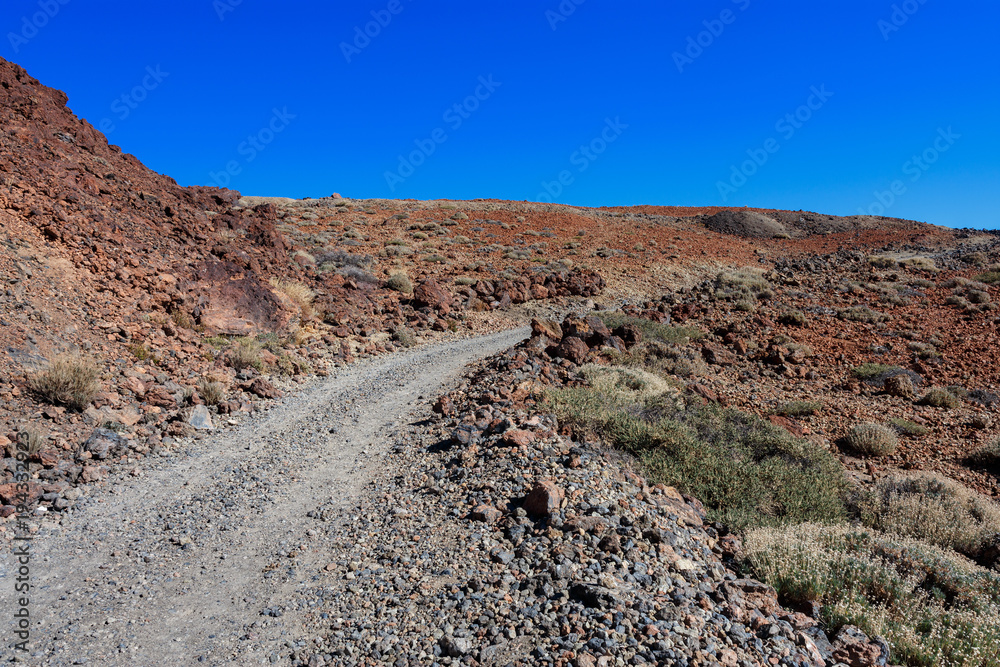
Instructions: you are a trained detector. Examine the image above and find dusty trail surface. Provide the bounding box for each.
[20,328,528,665]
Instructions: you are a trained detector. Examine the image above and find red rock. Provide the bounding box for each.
[687,383,719,403]
[564,516,608,534]
[530,318,562,340]
[81,465,107,482]
[123,376,146,396]
[701,344,736,366]
[768,414,806,437]
[501,429,535,447]
[432,395,454,416]
[553,337,590,364]
[413,279,452,311]
[0,482,42,506]
[246,378,282,399]
[144,385,177,409]
[523,480,564,516]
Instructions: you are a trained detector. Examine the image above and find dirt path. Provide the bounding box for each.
[12,328,527,665]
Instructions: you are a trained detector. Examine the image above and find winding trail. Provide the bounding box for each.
[11,328,527,665]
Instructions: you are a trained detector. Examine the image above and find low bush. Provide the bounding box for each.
[392,326,417,348]
[269,277,316,320]
[547,380,846,532]
[968,438,1000,469]
[198,377,226,406]
[28,353,101,411]
[385,272,413,294]
[889,417,929,437]
[227,339,262,371]
[595,313,704,345]
[775,401,822,417]
[851,363,901,381]
[779,310,807,326]
[918,387,962,408]
[845,423,898,456]
[837,305,890,323]
[742,523,1000,667]
[858,472,1000,560]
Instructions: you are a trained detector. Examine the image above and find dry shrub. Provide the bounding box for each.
[743,522,1000,667]
[18,425,47,456]
[845,423,898,456]
[858,472,1000,559]
[198,377,226,406]
[578,364,673,400]
[227,339,262,371]
[28,353,101,411]
[269,277,316,320]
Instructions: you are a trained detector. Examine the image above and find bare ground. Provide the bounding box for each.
[12,328,528,665]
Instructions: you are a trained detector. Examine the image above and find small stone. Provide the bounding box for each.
[523,480,564,516]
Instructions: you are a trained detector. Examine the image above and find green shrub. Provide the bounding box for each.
[454,276,477,286]
[595,312,704,345]
[975,271,1000,285]
[385,272,413,294]
[779,310,807,326]
[547,384,846,532]
[775,401,822,417]
[838,305,890,323]
[919,387,962,408]
[890,417,929,437]
[743,523,1000,667]
[28,353,101,412]
[845,423,898,456]
[969,438,1000,469]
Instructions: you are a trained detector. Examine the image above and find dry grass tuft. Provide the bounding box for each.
[269,277,316,320]
[28,353,101,411]
[197,377,226,406]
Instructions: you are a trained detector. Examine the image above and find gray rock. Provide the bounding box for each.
[188,405,214,430]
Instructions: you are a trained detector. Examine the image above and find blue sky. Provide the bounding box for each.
[5,1,999,229]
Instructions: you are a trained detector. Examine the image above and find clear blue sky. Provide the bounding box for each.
[5,1,999,229]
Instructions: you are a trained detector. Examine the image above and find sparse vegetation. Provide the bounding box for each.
[547,369,846,532]
[837,305,890,323]
[595,312,703,345]
[743,523,1000,667]
[969,437,1000,469]
[392,326,417,348]
[28,353,101,411]
[268,277,316,320]
[845,422,898,457]
[851,363,901,381]
[778,310,806,326]
[226,339,262,371]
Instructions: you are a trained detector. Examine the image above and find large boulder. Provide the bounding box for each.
[413,279,453,312]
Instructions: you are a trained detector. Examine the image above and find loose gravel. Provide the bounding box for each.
[16,328,528,665]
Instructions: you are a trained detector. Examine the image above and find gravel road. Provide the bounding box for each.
[13,328,528,665]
